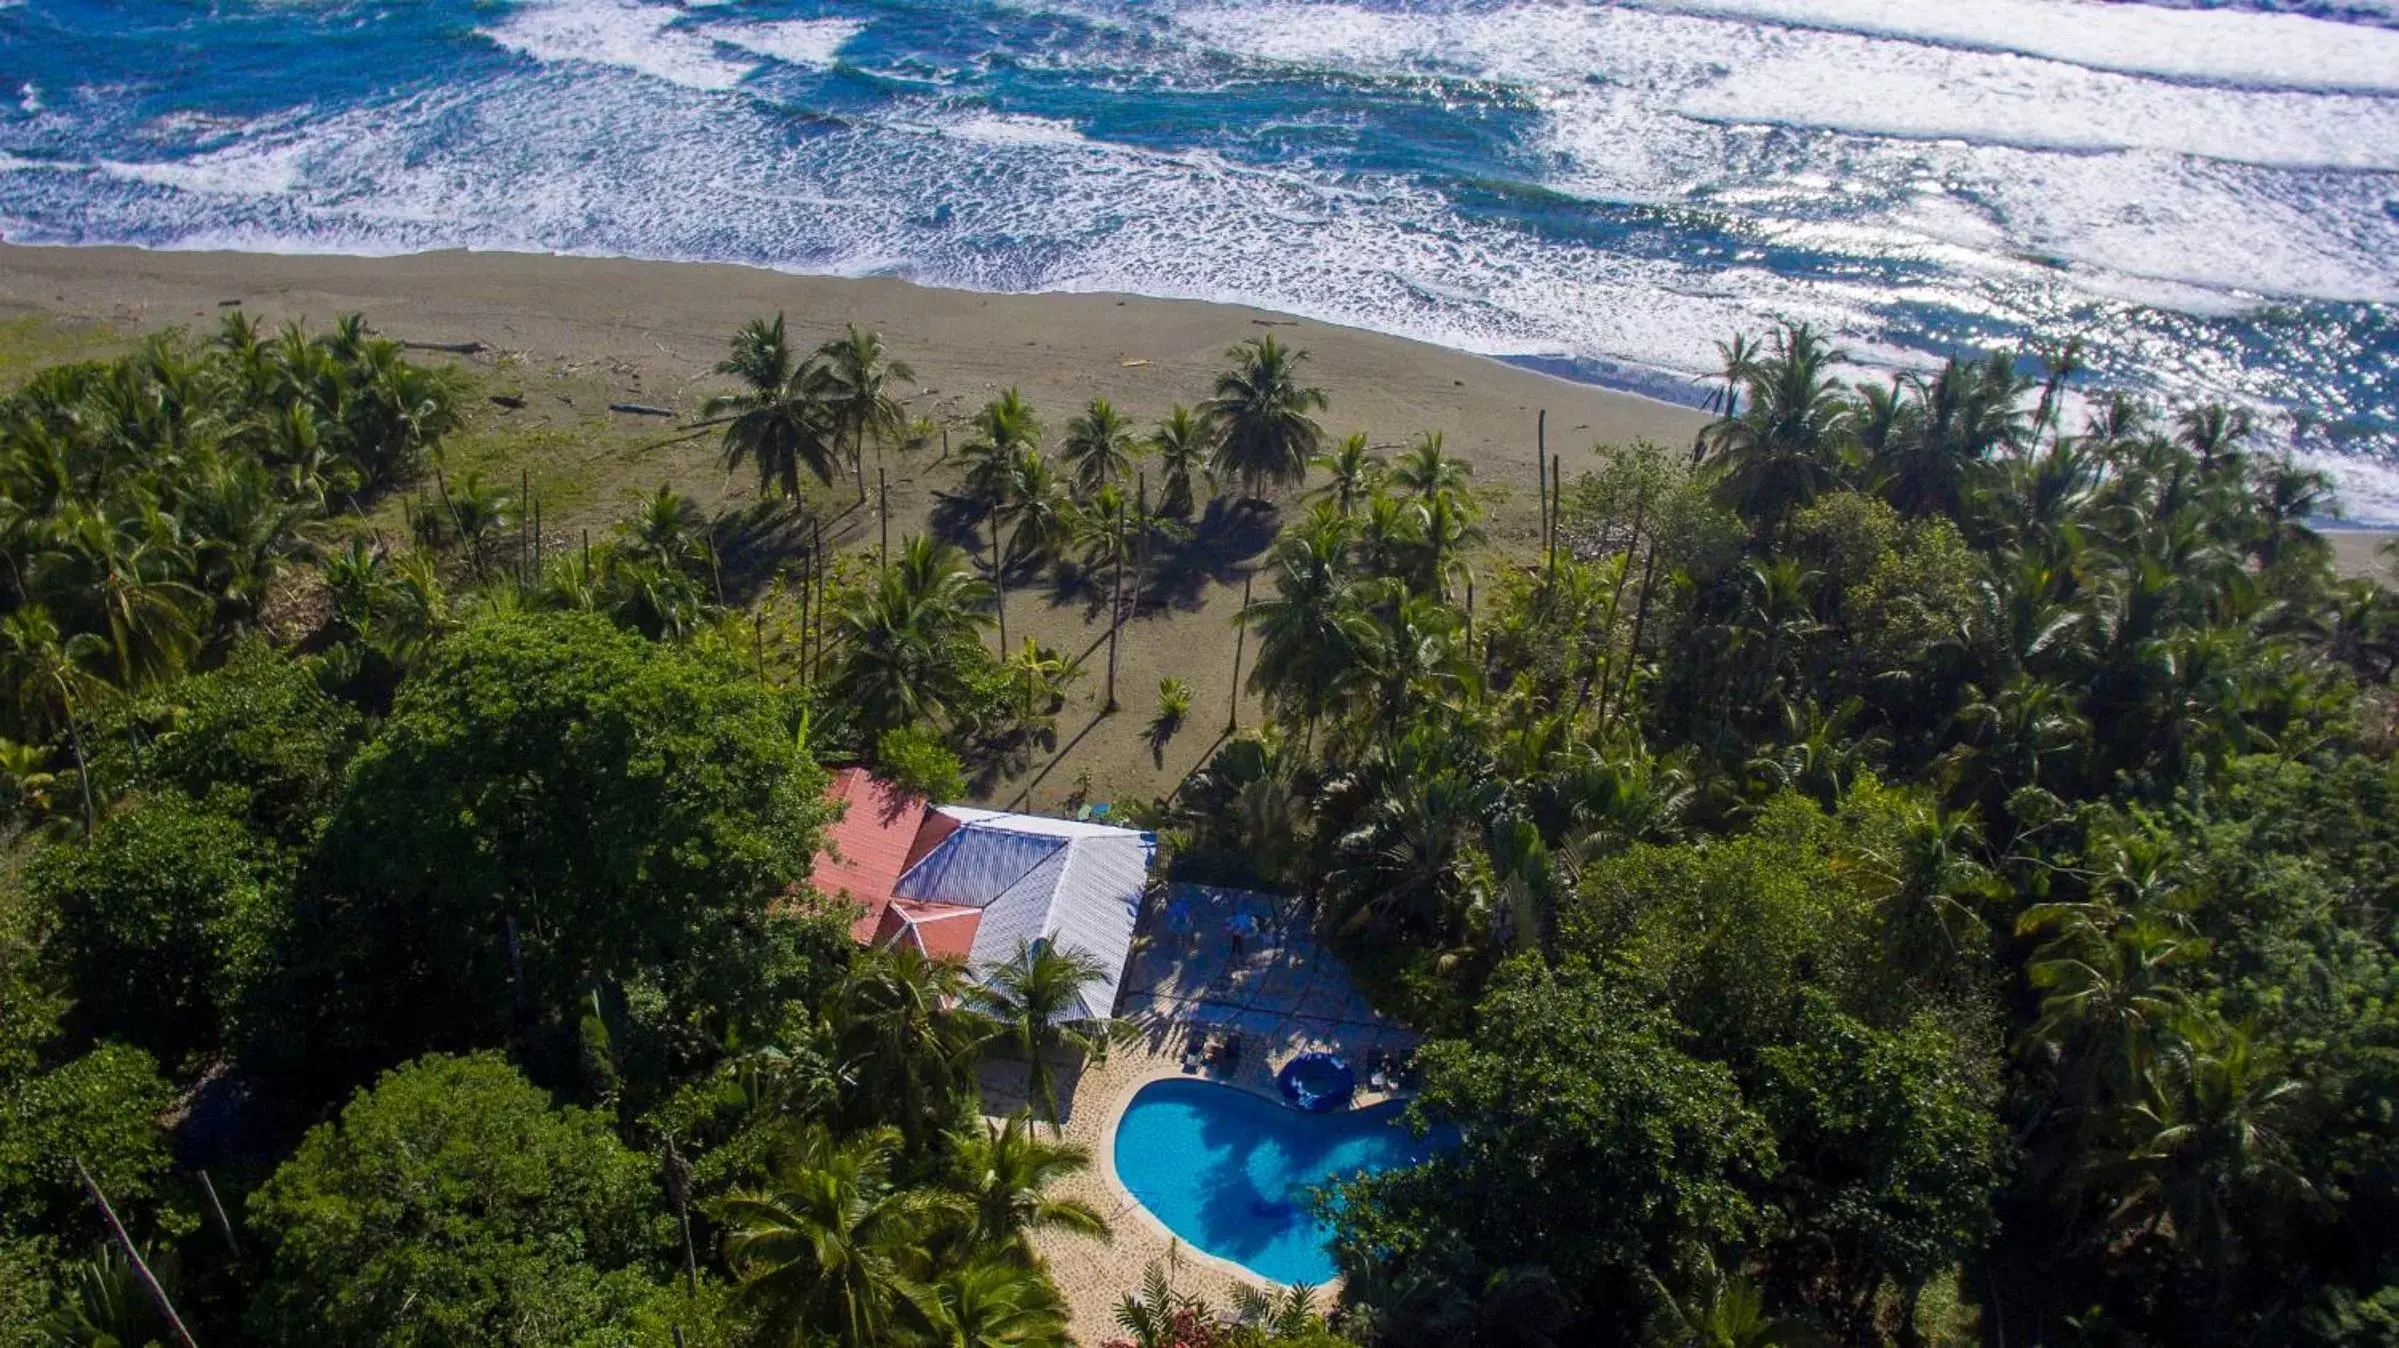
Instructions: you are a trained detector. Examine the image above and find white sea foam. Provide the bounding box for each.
[481,0,754,92]
[98,138,311,196]
[705,18,862,69]
[1632,0,2399,95]
[18,84,39,114]
[10,0,2393,518]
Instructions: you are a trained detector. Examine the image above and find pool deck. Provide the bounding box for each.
[1001,883,1418,1345]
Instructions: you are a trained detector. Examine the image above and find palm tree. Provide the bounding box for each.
[32,505,203,687]
[1389,431,1471,502]
[615,483,708,575]
[1150,405,1214,519]
[1061,399,1141,499]
[961,390,1043,513]
[1111,1262,1214,1348]
[0,606,104,835]
[2099,1017,2317,1286]
[1699,322,1857,539]
[1202,334,1329,500]
[184,454,314,630]
[996,452,1073,579]
[818,324,918,499]
[970,939,1141,1123]
[945,1112,1110,1257]
[720,1124,965,1347]
[1645,1263,1822,1348]
[1243,516,1377,728]
[829,943,995,1150]
[905,1259,1071,1348]
[442,471,515,579]
[1871,353,2024,520]
[830,537,997,736]
[706,314,844,500]
[1308,432,1384,516]
[2247,453,2336,570]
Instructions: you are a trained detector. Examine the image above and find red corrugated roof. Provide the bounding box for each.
[884,899,983,962]
[813,768,933,943]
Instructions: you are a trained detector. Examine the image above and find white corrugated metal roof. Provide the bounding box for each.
[893,809,1156,1022]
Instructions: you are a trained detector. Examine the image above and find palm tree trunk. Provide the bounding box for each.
[992,522,1008,657]
[75,1160,197,1348]
[1105,515,1124,714]
[60,678,93,839]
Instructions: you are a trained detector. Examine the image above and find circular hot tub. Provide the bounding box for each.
[1277,1052,1356,1112]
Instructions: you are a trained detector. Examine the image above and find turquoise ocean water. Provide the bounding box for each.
[2,0,2396,517]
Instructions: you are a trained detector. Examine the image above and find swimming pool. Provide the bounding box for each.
[1111,1077,1445,1285]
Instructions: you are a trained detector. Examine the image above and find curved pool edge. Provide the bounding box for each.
[1096,1064,1313,1293]
[1105,1074,1431,1289]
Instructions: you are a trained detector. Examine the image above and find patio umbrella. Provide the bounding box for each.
[1226,911,1259,937]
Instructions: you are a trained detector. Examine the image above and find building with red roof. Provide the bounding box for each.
[808,770,1157,1022]
[814,767,934,944]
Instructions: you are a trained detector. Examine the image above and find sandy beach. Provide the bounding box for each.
[0,242,1708,812]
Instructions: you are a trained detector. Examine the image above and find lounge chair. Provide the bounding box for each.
[1182,1028,1209,1072]
[1216,1032,1245,1073]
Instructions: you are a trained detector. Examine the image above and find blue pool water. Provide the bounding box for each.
[1113,1077,1443,1285]
[1,0,2396,516]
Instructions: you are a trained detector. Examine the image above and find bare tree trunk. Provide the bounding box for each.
[198,1169,241,1261]
[992,522,1008,657]
[75,1159,198,1348]
[1227,569,1252,734]
[1105,509,1125,713]
[62,682,94,840]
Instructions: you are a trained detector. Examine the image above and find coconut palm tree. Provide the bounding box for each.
[2246,453,2336,571]
[2099,1017,2317,1284]
[720,1124,965,1347]
[1389,431,1471,502]
[1699,322,1857,540]
[31,504,203,687]
[1244,515,1378,727]
[1307,432,1384,516]
[0,606,104,835]
[905,1259,1071,1348]
[184,454,315,629]
[996,452,1073,579]
[830,943,996,1150]
[945,1112,1110,1258]
[1150,405,1214,519]
[614,483,709,575]
[961,390,1043,514]
[1202,335,1329,500]
[441,471,515,579]
[707,314,844,500]
[818,324,918,499]
[1061,398,1141,499]
[970,940,1140,1124]
[830,536,996,736]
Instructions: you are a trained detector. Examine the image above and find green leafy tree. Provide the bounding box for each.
[1338,959,1775,1339]
[247,1052,670,1347]
[286,612,838,1099]
[26,792,272,1071]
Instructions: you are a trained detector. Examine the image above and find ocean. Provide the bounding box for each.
[3,0,2396,520]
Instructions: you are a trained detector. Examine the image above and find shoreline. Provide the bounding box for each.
[0,239,1708,442]
[0,242,2387,576]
